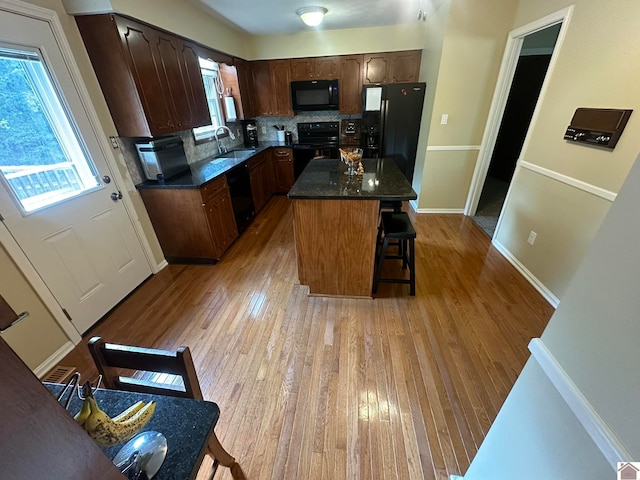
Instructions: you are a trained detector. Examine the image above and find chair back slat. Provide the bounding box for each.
[88,337,204,400]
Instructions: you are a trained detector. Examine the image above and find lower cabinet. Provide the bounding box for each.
[273,147,294,193]
[139,176,238,262]
[248,149,277,212]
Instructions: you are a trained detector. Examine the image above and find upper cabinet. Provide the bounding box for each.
[363,50,422,84]
[389,50,422,83]
[251,60,293,117]
[75,14,210,137]
[339,55,364,115]
[290,56,340,80]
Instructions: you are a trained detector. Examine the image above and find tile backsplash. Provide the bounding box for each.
[255,111,361,143]
[118,112,360,185]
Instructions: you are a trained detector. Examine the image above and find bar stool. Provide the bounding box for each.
[373,212,416,296]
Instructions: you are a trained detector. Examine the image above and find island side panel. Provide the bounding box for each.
[292,199,379,297]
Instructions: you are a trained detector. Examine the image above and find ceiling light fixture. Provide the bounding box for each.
[297,6,328,27]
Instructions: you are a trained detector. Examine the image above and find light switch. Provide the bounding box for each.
[440,114,448,125]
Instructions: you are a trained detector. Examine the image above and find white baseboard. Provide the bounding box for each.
[529,338,632,469]
[492,239,559,308]
[155,259,169,273]
[414,208,464,214]
[34,340,76,379]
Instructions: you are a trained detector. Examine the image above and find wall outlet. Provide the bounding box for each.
[440,114,448,125]
[261,126,267,134]
[109,136,119,149]
[527,230,537,245]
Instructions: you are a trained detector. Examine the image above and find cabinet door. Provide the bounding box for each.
[251,60,273,116]
[339,54,364,115]
[140,188,216,261]
[155,32,197,131]
[270,60,293,116]
[363,52,389,84]
[115,16,175,135]
[315,56,340,79]
[290,58,314,80]
[389,50,422,83]
[204,185,238,258]
[179,40,211,127]
[231,58,255,119]
[273,148,294,193]
[249,162,266,213]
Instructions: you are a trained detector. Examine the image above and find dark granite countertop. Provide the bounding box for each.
[136,141,291,190]
[45,383,218,480]
[287,158,417,201]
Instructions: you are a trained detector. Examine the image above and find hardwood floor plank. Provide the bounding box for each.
[53,196,554,479]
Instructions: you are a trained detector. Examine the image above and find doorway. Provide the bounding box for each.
[465,8,573,238]
[0,7,152,335]
[472,24,561,237]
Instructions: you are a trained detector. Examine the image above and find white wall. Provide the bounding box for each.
[464,153,640,478]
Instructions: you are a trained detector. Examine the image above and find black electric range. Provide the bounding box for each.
[292,122,340,179]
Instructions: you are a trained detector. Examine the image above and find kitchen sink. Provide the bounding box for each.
[215,149,259,160]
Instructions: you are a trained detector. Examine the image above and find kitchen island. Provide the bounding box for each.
[288,158,417,297]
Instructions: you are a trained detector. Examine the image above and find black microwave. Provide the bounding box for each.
[290,79,339,113]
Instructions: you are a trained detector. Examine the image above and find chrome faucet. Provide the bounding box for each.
[214,126,236,155]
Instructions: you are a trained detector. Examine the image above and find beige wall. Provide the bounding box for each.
[495,0,640,299]
[412,1,450,198]
[249,23,426,60]
[0,246,68,371]
[109,0,251,59]
[417,0,518,209]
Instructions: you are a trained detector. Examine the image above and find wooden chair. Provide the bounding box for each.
[87,336,244,480]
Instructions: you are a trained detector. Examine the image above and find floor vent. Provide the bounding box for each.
[42,365,76,384]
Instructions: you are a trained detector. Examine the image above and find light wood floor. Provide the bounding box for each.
[57,195,554,479]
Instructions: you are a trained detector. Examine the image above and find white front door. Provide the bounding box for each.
[0,8,151,334]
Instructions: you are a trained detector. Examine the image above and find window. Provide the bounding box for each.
[192,57,226,143]
[0,46,99,213]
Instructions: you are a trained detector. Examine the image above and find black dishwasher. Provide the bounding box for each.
[226,163,255,234]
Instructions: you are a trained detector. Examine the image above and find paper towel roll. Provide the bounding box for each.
[223,96,237,122]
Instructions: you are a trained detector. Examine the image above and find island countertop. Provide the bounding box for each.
[287,158,417,201]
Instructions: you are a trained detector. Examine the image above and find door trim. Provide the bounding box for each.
[463,6,574,221]
[0,0,157,343]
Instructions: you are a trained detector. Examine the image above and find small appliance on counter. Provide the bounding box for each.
[241,119,259,148]
[340,119,361,147]
[135,135,189,182]
[285,131,293,145]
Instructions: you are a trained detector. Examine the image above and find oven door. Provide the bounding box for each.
[292,144,339,179]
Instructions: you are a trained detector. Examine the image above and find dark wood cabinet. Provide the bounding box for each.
[290,56,340,80]
[232,58,256,119]
[250,60,292,117]
[251,60,274,116]
[363,52,390,84]
[339,54,364,114]
[75,14,209,137]
[273,147,294,193]
[248,151,272,213]
[389,50,422,83]
[202,178,238,257]
[363,50,422,85]
[139,176,237,262]
[270,60,293,116]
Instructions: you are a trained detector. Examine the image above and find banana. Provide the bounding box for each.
[74,397,92,427]
[111,400,146,423]
[83,397,156,447]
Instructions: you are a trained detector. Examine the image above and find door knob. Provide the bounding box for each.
[110,191,123,201]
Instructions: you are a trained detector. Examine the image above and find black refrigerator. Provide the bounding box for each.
[361,83,426,183]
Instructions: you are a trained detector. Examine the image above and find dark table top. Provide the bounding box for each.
[45,383,219,480]
[136,141,289,190]
[287,158,417,201]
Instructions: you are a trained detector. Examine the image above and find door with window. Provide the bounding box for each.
[0,9,151,334]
